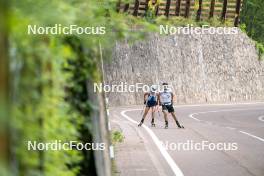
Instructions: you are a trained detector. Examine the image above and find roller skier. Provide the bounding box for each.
[138,85,158,127]
[158,82,184,129]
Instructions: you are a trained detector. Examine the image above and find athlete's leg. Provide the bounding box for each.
[162,108,169,128]
[171,112,183,128]
[163,110,168,121]
[151,107,155,126]
[138,107,150,126]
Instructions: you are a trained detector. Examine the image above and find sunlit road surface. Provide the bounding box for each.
[110,102,264,176]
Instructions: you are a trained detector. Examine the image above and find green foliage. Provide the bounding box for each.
[239,23,247,33]
[62,36,99,175]
[256,42,264,60]
[8,0,156,175]
[145,0,161,23]
[10,32,82,175]
[240,0,264,43]
[111,131,124,144]
[240,0,264,59]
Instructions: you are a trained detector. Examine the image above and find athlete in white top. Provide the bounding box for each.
[158,82,184,129]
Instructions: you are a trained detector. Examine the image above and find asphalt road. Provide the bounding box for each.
[110,102,264,176]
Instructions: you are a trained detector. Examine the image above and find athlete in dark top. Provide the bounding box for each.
[138,85,158,127]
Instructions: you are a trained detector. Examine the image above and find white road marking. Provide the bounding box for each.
[189,113,201,121]
[173,102,264,108]
[225,127,236,130]
[188,108,264,142]
[239,131,264,142]
[189,108,264,122]
[258,115,264,122]
[135,169,148,171]
[119,102,264,110]
[121,109,184,176]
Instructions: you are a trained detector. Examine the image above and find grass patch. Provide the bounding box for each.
[256,42,264,61]
[111,159,120,176]
[111,130,124,144]
[110,131,124,175]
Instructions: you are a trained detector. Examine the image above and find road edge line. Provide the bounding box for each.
[121,109,184,176]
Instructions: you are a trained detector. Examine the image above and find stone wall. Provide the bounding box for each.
[104,30,264,106]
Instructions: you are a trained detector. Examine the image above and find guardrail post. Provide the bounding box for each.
[185,0,191,18]
[155,0,160,16]
[221,0,228,21]
[133,0,140,16]
[124,3,130,12]
[116,0,121,12]
[105,97,114,159]
[175,0,181,16]
[234,0,242,26]
[146,0,149,13]
[196,0,203,21]
[209,0,215,18]
[165,0,171,18]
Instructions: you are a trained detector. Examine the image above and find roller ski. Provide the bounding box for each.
[151,118,155,127]
[164,121,168,129]
[176,120,184,129]
[138,119,144,127]
[178,125,184,129]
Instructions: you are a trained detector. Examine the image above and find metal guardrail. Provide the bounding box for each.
[117,0,242,26]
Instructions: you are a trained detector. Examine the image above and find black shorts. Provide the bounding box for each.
[162,104,174,113]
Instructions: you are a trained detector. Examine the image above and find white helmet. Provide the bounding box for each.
[150,85,157,92]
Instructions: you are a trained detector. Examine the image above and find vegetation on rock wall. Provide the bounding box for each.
[240,0,264,59]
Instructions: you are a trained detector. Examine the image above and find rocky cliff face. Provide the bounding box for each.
[104,30,264,106]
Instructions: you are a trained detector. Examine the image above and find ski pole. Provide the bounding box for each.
[155,105,161,118]
[141,104,145,115]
